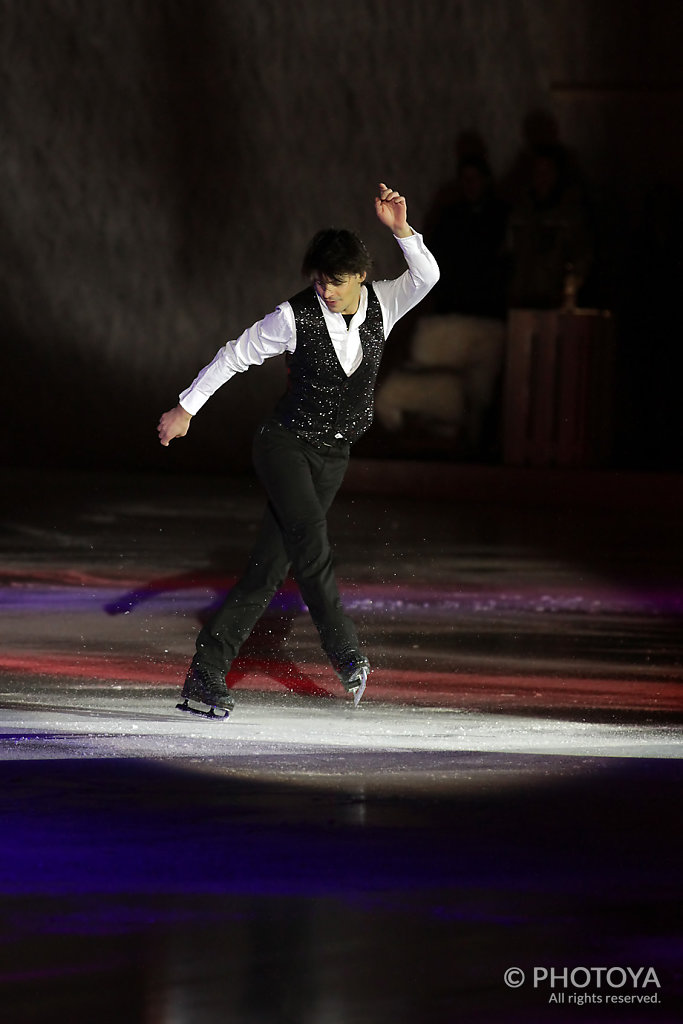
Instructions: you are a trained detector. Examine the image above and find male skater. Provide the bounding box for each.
[158,183,439,716]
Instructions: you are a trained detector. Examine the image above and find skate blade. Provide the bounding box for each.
[176,698,230,721]
[350,671,368,708]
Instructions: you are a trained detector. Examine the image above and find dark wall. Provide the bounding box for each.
[2,0,682,472]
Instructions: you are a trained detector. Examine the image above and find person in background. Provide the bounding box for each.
[506,143,593,310]
[427,154,508,320]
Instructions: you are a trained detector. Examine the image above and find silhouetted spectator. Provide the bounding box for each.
[506,144,593,310]
[426,155,508,319]
[375,157,508,459]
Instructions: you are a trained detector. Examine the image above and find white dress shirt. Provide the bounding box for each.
[179,229,439,416]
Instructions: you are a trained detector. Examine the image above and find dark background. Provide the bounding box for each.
[2,0,682,474]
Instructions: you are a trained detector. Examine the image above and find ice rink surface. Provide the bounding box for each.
[1,465,682,1022]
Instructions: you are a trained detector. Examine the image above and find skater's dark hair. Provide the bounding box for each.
[301,228,373,282]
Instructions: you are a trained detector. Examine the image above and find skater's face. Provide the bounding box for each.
[311,271,366,316]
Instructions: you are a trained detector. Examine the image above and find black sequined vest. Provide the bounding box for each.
[273,284,385,445]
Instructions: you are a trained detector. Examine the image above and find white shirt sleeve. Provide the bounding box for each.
[372,230,440,338]
[179,301,297,415]
[178,230,439,415]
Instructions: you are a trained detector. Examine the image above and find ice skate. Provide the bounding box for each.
[334,653,370,708]
[176,656,234,721]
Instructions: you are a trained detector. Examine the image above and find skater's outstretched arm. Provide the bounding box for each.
[374,182,412,238]
[157,304,297,441]
[157,403,192,446]
[370,183,439,334]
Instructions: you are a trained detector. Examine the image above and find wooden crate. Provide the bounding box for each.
[503,309,615,467]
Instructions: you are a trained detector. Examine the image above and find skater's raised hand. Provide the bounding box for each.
[158,404,192,446]
[375,182,412,238]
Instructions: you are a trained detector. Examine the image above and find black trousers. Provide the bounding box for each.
[195,419,361,671]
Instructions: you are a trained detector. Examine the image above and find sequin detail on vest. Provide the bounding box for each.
[273,284,385,445]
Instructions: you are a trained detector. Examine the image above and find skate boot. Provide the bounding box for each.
[333,652,370,708]
[176,656,234,720]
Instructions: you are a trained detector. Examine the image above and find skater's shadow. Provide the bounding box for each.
[105,571,335,699]
[104,567,237,618]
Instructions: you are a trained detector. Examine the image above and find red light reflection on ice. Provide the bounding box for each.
[1,650,680,712]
